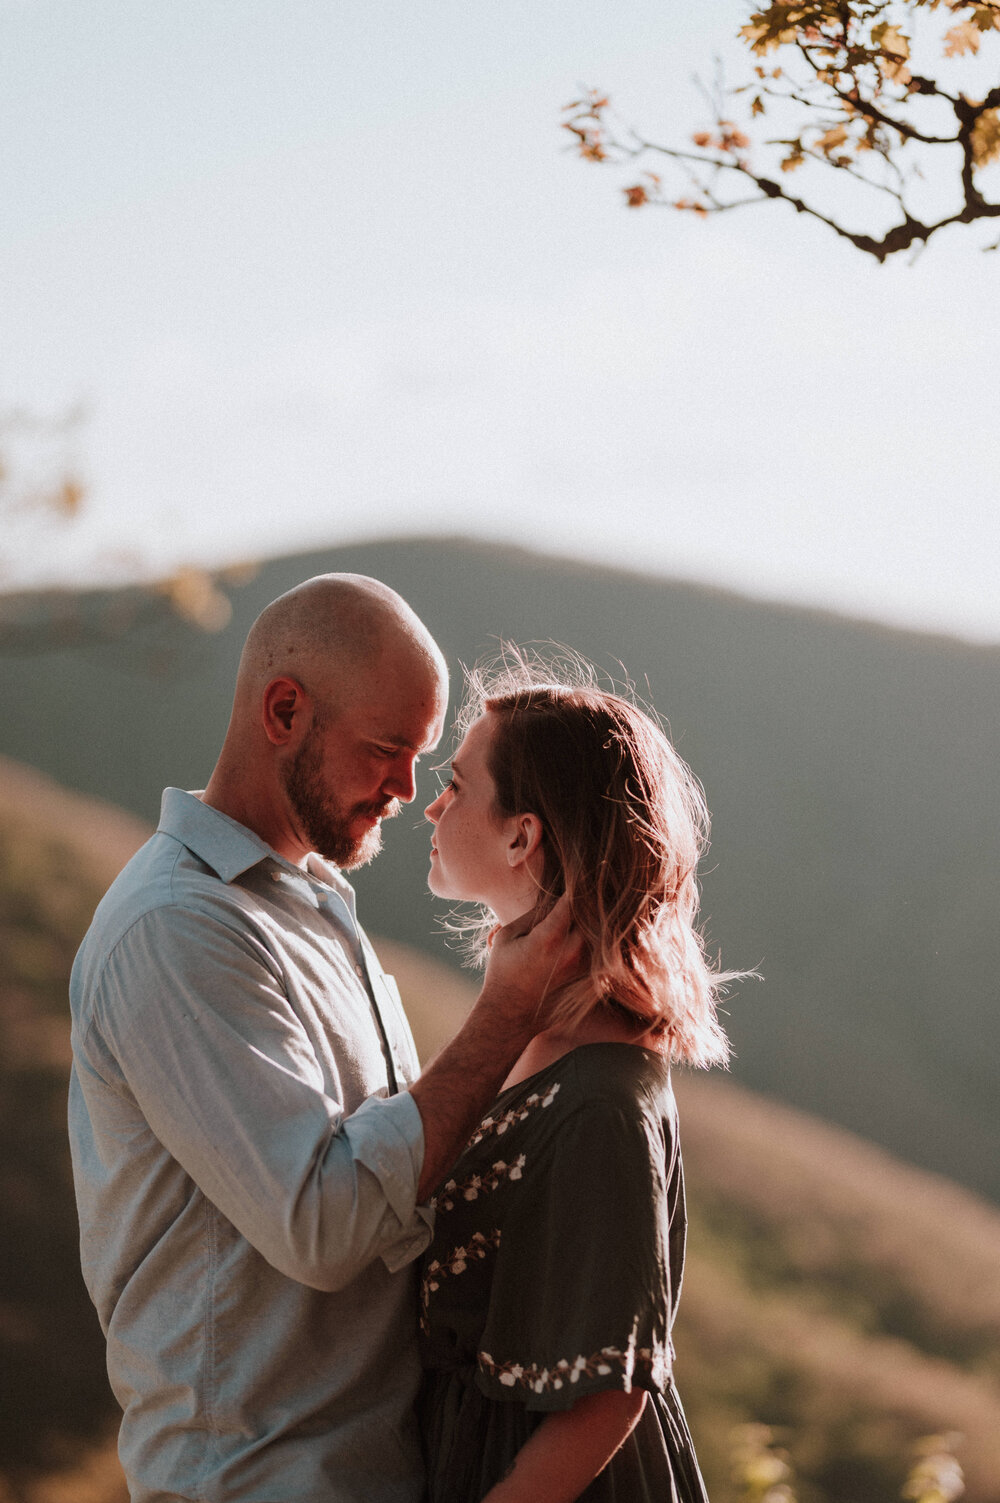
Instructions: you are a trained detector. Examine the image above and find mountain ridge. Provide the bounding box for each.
[1,534,996,1207]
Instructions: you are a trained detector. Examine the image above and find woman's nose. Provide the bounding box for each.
[424,793,442,823]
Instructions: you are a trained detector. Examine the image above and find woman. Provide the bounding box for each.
[417,657,736,1503]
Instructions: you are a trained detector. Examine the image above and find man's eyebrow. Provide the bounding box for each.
[373,732,419,751]
[373,729,446,756]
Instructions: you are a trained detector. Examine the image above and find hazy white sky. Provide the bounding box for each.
[2,0,998,640]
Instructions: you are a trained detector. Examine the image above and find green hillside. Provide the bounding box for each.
[1,538,997,1206]
[2,763,999,1502]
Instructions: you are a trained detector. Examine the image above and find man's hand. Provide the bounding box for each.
[410,897,586,1202]
[480,896,587,1027]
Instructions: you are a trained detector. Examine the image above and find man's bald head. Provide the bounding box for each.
[236,573,446,720]
[205,574,448,868]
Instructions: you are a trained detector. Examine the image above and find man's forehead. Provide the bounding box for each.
[362,693,446,752]
[336,653,447,744]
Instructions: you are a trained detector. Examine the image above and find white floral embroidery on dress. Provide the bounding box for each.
[419,1228,502,1332]
[467,1083,561,1148]
[430,1154,527,1213]
[478,1344,661,1394]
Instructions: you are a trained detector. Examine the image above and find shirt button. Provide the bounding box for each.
[270,870,281,881]
[355,964,364,977]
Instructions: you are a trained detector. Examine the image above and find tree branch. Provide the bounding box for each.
[796,44,959,143]
[563,0,1000,262]
[625,130,1000,261]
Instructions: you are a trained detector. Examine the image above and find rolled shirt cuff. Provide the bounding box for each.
[346,1090,435,1272]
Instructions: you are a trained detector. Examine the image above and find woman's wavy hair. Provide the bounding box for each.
[449,648,738,1069]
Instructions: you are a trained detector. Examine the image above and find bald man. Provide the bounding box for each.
[69,575,575,1503]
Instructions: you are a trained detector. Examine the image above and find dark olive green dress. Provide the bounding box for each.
[418,1043,709,1502]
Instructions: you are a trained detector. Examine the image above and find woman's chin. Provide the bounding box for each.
[427,870,480,906]
[426,866,456,901]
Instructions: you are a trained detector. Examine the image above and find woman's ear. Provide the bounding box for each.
[507,813,544,871]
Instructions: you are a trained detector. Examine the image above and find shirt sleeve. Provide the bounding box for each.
[87,900,432,1290]
[474,1099,676,1411]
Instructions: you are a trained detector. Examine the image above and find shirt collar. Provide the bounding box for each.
[157,788,273,882]
[305,851,359,914]
[156,788,357,905]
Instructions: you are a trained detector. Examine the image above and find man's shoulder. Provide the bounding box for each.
[75,830,254,980]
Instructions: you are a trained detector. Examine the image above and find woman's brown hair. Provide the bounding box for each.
[451,650,736,1068]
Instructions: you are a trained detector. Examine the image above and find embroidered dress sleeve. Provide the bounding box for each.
[474,1096,676,1413]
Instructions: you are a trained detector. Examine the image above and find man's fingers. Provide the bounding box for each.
[487,894,588,990]
[506,894,570,941]
[547,932,588,990]
[498,910,535,941]
[526,897,587,992]
[530,893,573,943]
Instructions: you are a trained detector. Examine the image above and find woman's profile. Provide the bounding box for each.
[417,653,738,1503]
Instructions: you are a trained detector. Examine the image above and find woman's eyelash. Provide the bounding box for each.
[429,760,459,792]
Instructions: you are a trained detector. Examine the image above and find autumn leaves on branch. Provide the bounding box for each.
[563,0,1000,261]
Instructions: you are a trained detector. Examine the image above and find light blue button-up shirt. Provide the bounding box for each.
[69,789,434,1502]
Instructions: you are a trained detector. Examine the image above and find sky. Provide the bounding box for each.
[1,0,999,642]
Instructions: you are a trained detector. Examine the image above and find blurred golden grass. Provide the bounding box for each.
[675,1072,1000,1346]
[3,1435,127,1503]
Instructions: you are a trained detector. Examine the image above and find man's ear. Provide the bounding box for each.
[507,813,544,870]
[261,677,310,746]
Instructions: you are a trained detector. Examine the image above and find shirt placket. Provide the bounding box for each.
[311,882,402,1096]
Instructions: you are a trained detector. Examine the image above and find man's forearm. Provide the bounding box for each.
[410,897,581,1202]
[410,981,534,1201]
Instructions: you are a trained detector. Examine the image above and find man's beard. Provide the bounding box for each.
[282,732,398,869]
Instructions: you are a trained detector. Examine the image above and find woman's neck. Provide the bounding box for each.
[500,1003,662,1092]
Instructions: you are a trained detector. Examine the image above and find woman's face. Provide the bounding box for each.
[424,713,534,921]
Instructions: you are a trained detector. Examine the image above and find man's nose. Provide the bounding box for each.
[384,756,418,804]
